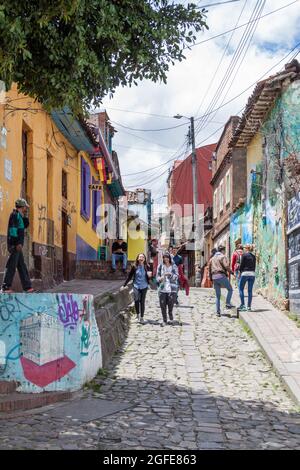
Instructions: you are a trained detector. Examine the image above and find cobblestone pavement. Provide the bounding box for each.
[1,289,300,450]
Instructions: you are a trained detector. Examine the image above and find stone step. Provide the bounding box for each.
[0,381,18,394]
[0,391,72,413]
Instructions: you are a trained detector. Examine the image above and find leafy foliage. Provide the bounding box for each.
[0,1,207,114]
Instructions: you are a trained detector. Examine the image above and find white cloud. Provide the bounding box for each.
[102,0,300,205]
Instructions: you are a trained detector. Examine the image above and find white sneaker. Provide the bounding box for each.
[160,321,167,327]
[168,320,175,325]
[139,317,145,324]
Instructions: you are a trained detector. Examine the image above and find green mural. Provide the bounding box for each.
[230,82,300,308]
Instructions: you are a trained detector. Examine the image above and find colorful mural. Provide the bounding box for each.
[230,81,300,309]
[288,192,300,316]
[230,204,253,254]
[0,293,102,392]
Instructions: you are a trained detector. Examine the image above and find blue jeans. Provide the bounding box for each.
[213,276,233,313]
[112,253,127,269]
[239,275,255,307]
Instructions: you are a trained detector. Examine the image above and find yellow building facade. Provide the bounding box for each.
[0,85,80,288]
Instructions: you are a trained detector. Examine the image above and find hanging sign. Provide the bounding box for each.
[89,183,102,191]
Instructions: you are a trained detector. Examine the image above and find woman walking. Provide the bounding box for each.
[157,253,179,327]
[123,253,152,324]
[238,244,256,311]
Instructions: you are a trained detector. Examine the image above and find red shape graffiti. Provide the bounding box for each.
[20,355,76,387]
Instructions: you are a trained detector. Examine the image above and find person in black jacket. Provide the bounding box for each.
[123,253,152,324]
[1,199,33,293]
[238,244,256,311]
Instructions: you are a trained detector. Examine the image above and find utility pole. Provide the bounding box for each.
[174,113,201,281]
[189,117,201,275]
[189,117,198,238]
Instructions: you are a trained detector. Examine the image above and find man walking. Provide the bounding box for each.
[1,199,33,293]
[209,245,234,317]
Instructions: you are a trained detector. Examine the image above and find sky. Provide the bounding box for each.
[100,0,300,211]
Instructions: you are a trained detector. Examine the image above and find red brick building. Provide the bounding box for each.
[167,144,217,278]
[211,116,246,256]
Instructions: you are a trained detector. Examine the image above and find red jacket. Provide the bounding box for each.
[231,249,243,272]
[178,264,190,296]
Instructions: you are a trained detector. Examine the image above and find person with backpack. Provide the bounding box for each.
[238,244,256,311]
[231,243,244,284]
[1,199,34,293]
[123,253,152,324]
[208,245,234,317]
[157,252,179,327]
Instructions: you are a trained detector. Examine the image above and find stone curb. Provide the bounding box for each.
[219,288,300,406]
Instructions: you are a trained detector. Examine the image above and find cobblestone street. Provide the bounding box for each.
[1,289,300,450]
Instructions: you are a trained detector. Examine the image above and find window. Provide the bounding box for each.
[225,170,231,205]
[62,170,68,199]
[219,180,224,213]
[213,189,218,219]
[81,157,91,220]
[92,182,102,231]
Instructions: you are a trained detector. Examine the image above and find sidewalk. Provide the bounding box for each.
[222,287,300,406]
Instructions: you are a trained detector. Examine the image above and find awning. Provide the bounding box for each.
[51,107,95,152]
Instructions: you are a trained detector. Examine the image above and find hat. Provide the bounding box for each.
[15,198,29,208]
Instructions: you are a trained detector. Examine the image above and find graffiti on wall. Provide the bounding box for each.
[37,204,47,241]
[230,204,253,255]
[0,293,102,392]
[288,193,300,233]
[0,185,9,212]
[288,193,300,315]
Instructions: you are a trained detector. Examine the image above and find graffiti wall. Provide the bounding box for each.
[0,293,102,392]
[288,192,300,316]
[230,204,253,255]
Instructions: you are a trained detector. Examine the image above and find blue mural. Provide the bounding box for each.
[0,293,102,392]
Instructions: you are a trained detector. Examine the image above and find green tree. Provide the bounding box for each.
[0,1,207,114]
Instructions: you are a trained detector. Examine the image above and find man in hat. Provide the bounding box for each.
[208,245,234,316]
[1,198,34,293]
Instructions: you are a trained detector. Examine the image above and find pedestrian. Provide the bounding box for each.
[173,246,184,304]
[149,238,158,276]
[157,253,179,327]
[111,237,128,273]
[201,249,217,288]
[1,199,34,293]
[238,244,256,311]
[231,243,244,285]
[208,245,234,317]
[123,253,152,324]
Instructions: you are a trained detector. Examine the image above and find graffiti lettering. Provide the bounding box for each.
[0,241,8,257]
[0,343,21,376]
[38,245,48,257]
[0,295,45,324]
[38,204,47,241]
[58,294,79,330]
[80,322,91,356]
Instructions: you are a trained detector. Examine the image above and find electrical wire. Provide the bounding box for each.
[194,0,265,138]
[190,1,299,49]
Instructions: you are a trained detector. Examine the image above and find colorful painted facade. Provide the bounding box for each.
[230,61,300,310]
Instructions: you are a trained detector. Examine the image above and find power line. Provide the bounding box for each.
[195,0,266,137]
[193,0,247,118]
[111,119,188,132]
[191,0,299,49]
[194,41,300,145]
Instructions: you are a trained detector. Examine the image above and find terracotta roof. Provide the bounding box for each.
[231,60,300,148]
